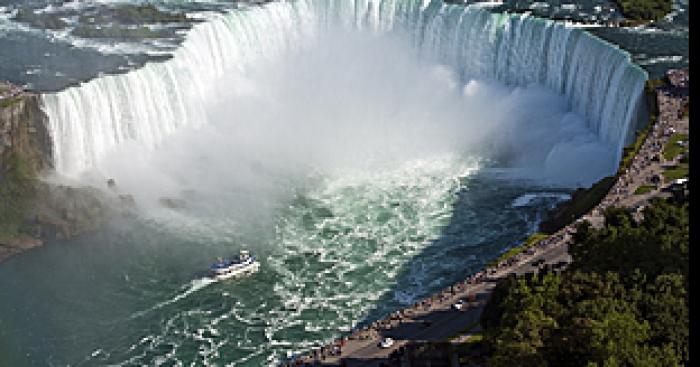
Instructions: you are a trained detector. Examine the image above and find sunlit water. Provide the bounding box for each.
[1,30,578,362]
[0,0,655,365]
[0,0,687,90]
[0,159,567,366]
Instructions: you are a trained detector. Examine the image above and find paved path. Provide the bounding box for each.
[582,83,689,227]
[288,237,573,366]
[285,76,689,367]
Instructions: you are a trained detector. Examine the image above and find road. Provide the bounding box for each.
[287,76,689,367]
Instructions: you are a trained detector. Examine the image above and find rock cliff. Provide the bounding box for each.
[0,82,52,174]
[1,82,123,262]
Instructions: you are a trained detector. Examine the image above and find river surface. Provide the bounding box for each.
[0,0,688,91]
[0,163,567,365]
[0,0,685,365]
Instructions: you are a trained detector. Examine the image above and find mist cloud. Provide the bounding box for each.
[84,26,616,217]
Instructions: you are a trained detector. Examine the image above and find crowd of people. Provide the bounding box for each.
[285,225,574,366]
[284,70,690,367]
[594,77,689,218]
[0,81,23,101]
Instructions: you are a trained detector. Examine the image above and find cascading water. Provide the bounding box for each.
[0,1,654,366]
[41,0,647,177]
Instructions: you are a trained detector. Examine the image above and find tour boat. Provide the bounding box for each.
[209,250,260,280]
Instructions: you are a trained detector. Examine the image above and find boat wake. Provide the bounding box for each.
[128,277,217,320]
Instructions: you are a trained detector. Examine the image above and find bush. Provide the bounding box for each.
[481,199,689,365]
[616,0,673,21]
[0,153,36,236]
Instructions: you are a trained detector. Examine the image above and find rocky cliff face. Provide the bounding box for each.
[1,83,126,263]
[0,84,52,174]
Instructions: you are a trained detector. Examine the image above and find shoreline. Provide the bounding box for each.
[0,68,689,363]
[285,69,689,366]
[1,83,134,263]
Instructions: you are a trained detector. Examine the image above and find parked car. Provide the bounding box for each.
[453,299,465,310]
[379,337,394,349]
[531,259,545,267]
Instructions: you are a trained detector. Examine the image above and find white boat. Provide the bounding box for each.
[209,250,260,280]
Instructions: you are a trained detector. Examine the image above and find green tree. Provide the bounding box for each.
[479,200,688,366]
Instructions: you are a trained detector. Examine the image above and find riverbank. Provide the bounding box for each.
[285,68,689,366]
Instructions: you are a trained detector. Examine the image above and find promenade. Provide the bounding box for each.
[284,73,689,366]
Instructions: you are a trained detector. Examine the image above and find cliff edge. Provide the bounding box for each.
[1,82,120,262]
[0,82,52,174]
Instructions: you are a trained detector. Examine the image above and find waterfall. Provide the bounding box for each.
[41,0,648,177]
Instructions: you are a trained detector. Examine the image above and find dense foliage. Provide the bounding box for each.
[0,153,35,236]
[481,199,689,366]
[616,0,673,21]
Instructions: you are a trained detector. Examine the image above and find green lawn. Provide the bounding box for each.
[634,185,656,195]
[663,133,689,161]
[488,232,549,267]
[663,163,689,181]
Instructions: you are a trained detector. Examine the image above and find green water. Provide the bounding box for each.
[0,155,567,366]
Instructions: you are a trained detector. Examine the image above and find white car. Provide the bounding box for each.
[452,300,465,310]
[379,337,394,348]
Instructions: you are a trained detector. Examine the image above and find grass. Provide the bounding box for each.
[0,96,22,109]
[634,185,656,195]
[446,321,481,342]
[464,333,483,344]
[663,163,689,181]
[618,117,654,176]
[488,232,549,267]
[663,133,689,161]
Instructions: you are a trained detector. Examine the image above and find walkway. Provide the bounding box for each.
[285,75,689,367]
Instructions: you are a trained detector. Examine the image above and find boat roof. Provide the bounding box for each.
[210,252,254,269]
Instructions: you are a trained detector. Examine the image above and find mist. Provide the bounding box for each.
[75,26,616,220]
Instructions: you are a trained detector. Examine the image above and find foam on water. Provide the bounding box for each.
[85,154,490,366]
[40,0,647,177]
[511,192,570,207]
[129,277,218,320]
[0,1,660,366]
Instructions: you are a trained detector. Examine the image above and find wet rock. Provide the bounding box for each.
[159,197,187,209]
[119,194,136,208]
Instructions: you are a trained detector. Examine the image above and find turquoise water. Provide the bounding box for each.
[0,0,656,365]
[0,161,567,365]
[0,0,687,90]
